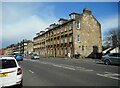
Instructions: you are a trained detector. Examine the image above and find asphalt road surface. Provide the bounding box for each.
[19,58,120,87]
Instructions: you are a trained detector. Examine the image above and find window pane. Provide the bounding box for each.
[2,59,17,69]
[76,22,80,29]
[77,35,80,42]
[70,23,73,30]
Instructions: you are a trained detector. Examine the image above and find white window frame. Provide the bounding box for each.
[54,32,56,34]
[70,23,73,30]
[70,36,72,42]
[71,14,75,19]
[76,22,80,29]
[61,30,63,33]
[77,35,80,42]
[65,26,68,32]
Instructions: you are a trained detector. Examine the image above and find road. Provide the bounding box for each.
[19,58,120,87]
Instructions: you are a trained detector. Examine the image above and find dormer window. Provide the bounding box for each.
[59,18,68,24]
[71,14,75,19]
[59,21,63,24]
[69,12,80,19]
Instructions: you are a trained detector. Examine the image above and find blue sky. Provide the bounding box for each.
[1,2,119,48]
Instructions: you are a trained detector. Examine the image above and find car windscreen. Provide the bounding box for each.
[0,59,17,69]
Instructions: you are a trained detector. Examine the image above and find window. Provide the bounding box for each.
[82,46,84,51]
[70,36,73,42]
[62,38,64,43]
[71,14,75,19]
[54,32,56,34]
[1,59,17,69]
[109,53,120,57]
[65,37,68,43]
[77,35,80,42]
[76,22,80,29]
[61,30,63,33]
[65,26,68,31]
[70,23,73,30]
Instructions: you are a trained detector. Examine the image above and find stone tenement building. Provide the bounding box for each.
[33,8,102,58]
[4,39,33,56]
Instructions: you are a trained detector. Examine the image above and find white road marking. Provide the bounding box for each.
[52,64,75,70]
[104,71,112,74]
[97,73,120,80]
[29,70,34,74]
[39,62,47,64]
[52,64,62,67]
[105,73,120,76]
[62,66,76,70]
[76,66,85,69]
[60,64,74,68]
[26,60,94,72]
[76,66,94,72]
[83,69,94,71]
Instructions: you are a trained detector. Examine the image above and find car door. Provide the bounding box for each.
[1,59,17,87]
[109,53,118,64]
[116,53,120,65]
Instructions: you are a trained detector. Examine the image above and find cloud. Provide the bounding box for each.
[2,2,58,48]
[99,15,118,39]
[3,15,47,38]
[100,15,118,33]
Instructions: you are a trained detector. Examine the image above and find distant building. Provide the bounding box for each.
[5,44,17,55]
[33,8,102,58]
[19,39,33,56]
[4,39,33,56]
[34,31,45,55]
[0,48,5,55]
[27,41,33,55]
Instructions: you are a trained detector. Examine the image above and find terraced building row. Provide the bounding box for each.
[33,8,102,58]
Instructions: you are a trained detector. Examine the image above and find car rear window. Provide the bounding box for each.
[0,59,17,69]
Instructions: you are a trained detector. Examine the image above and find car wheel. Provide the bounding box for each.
[104,60,110,65]
[17,80,23,88]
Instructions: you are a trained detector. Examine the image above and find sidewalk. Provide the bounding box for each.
[40,56,102,63]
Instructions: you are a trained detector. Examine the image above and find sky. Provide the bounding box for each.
[0,2,119,48]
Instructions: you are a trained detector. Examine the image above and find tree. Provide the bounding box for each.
[103,28,120,47]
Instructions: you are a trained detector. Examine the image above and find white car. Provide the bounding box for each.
[0,56,23,88]
[31,54,40,60]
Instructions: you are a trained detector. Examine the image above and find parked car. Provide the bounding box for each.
[0,56,23,88]
[102,53,120,65]
[31,54,40,60]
